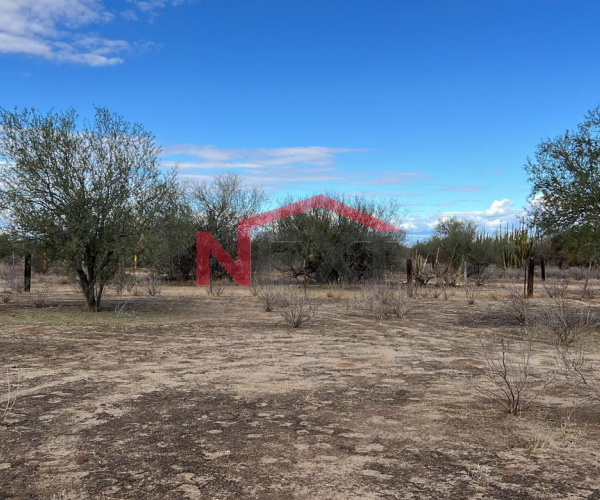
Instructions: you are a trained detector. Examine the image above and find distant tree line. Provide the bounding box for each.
[408,103,600,283]
[0,106,407,310]
[1,103,599,310]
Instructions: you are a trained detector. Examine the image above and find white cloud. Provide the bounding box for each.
[402,198,525,241]
[0,0,185,65]
[0,0,127,65]
[126,0,195,18]
[483,199,514,217]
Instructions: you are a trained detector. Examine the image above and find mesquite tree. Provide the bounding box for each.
[526,104,600,266]
[0,106,177,311]
[526,105,600,231]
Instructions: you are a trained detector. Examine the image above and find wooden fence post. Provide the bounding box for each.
[526,257,535,297]
[24,253,32,293]
[540,257,546,281]
[406,258,413,297]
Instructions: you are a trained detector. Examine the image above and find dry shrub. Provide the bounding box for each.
[544,281,568,298]
[1,367,20,429]
[110,272,136,295]
[114,301,136,318]
[0,263,23,294]
[477,333,555,415]
[538,298,597,347]
[412,284,432,299]
[360,283,411,320]
[502,287,531,326]
[464,284,476,305]
[1,289,14,304]
[141,273,165,296]
[432,285,449,300]
[205,282,226,296]
[258,285,283,312]
[556,345,600,402]
[326,280,344,301]
[33,285,50,308]
[580,283,596,300]
[279,290,318,328]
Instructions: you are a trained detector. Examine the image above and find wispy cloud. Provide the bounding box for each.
[162,145,367,169]
[348,172,430,186]
[439,185,482,192]
[350,191,422,198]
[161,144,429,194]
[0,0,183,65]
[125,0,196,19]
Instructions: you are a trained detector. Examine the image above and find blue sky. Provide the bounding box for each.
[1,0,599,240]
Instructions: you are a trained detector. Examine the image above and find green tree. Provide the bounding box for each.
[526,105,600,236]
[262,193,405,283]
[422,217,499,280]
[140,183,196,280]
[0,106,177,311]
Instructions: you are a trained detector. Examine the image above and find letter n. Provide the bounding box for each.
[196,230,251,286]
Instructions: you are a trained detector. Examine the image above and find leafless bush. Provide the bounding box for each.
[580,282,596,300]
[1,367,20,429]
[279,290,318,328]
[412,283,432,299]
[360,283,412,320]
[501,267,525,281]
[114,301,136,318]
[464,284,476,305]
[110,272,136,295]
[544,281,568,298]
[556,345,600,402]
[258,285,284,312]
[0,263,23,294]
[537,298,597,347]
[141,273,165,296]
[502,287,531,326]
[432,285,449,300]
[33,285,50,308]
[206,282,226,296]
[477,333,555,415]
[326,280,343,301]
[567,267,587,281]
[0,289,14,304]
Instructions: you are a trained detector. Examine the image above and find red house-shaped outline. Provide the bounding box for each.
[196,194,403,286]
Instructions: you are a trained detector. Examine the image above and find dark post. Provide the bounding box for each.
[540,257,546,282]
[24,253,32,293]
[526,257,535,297]
[406,258,413,297]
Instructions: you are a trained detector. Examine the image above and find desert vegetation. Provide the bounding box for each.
[1,104,600,498]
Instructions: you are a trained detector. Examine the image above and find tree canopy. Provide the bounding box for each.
[0,106,177,311]
[526,104,600,234]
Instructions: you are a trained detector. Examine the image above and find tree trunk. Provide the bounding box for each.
[24,253,31,293]
[540,257,546,281]
[526,257,535,298]
[77,265,102,312]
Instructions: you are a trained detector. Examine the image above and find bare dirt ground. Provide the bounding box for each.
[1,277,599,499]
